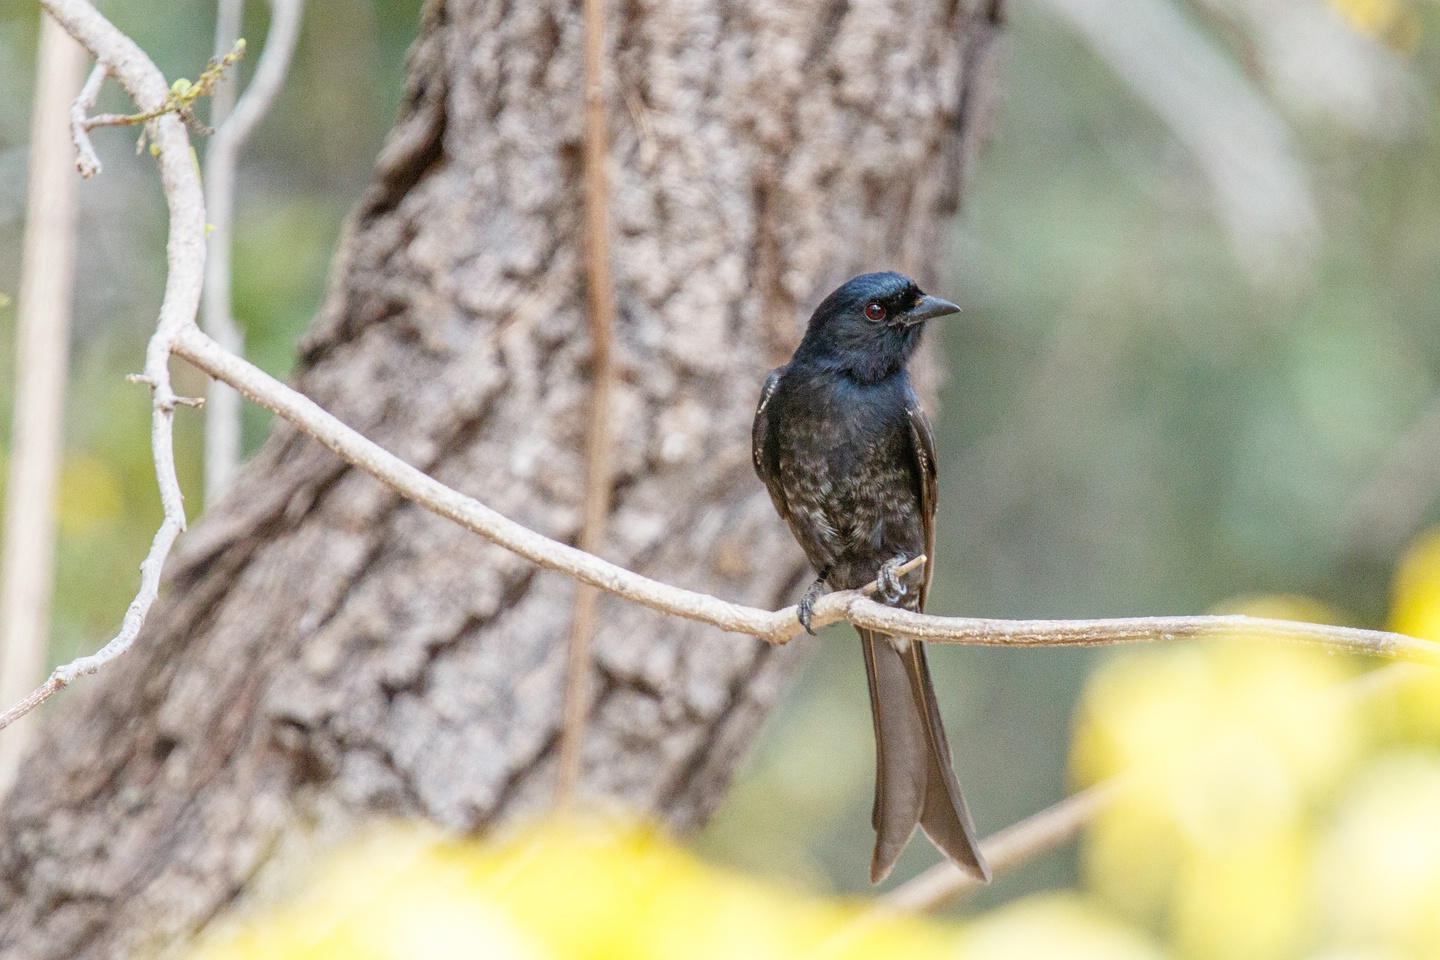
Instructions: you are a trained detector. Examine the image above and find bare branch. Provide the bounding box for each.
[202,0,305,503]
[557,0,619,806]
[81,111,152,130]
[169,325,1440,667]
[213,1,301,149]
[210,0,246,126]
[0,0,206,733]
[69,62,106,178]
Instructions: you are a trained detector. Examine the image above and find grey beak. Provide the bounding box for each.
[903,294,961,326]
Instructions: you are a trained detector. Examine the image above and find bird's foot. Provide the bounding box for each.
[877,555,909,604]
[797,576,828,635]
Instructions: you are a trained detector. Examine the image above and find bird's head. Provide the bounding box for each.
[794,272,960,382]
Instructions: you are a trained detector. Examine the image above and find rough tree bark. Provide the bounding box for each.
[0,0,1003,955]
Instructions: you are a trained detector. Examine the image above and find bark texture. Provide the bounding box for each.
[0,0,1003,955]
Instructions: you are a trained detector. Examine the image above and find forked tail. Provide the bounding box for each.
[860,628,991,884]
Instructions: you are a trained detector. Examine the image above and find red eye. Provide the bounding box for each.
[864,302,886,321]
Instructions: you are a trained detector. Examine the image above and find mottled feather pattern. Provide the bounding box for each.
[751,272,988,884]
[768,370,928,598]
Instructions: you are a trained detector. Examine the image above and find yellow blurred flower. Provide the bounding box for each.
[1071,603,1361,958]
[1375,528,1440,745]
[191,818,958,960]
[194,827,545,960]
[1072,641,1361,815]
[955,892,1169,960]
[1327,0,1422,51]
[1170,827,1309,960]
[1312,752,1440,958]
[1390,528,1440,641]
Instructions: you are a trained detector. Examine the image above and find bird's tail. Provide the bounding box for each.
[860,628,991,885]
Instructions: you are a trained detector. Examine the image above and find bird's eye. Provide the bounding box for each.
[864,302,886,321]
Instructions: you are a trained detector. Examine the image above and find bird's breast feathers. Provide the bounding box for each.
[774,406,921,552]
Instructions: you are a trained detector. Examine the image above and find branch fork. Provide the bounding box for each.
[66,38,245,181]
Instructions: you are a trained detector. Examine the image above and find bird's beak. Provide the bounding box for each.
[901,294,961,326]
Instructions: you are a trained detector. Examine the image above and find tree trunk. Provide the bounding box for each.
[0,0,1003,955]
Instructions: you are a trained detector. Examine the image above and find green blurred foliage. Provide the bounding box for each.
[4,0,1440,941]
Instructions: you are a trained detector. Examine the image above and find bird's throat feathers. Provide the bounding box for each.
[793,322,922,384]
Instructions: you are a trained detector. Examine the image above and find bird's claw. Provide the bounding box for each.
[797,576,827,635]
[798,597,816,635]
[877,556,908,604]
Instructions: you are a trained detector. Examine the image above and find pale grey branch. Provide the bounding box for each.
[202,0,305,504]
[173,324,1440,666]
[69,62,105,178]
[1,0,203,733]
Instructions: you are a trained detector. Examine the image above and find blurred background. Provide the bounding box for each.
[4,0,1440,955]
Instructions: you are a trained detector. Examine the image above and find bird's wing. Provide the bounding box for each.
[752,366,790,517]
[905,399,939,612]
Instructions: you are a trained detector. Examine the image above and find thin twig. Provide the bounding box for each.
[556,0,618,807]
[202,0,305,504]
[82,111,157,130]
[69,62,106,178]
[81,41,246,139]
[0,0,205,734]
[811,779,1123,955]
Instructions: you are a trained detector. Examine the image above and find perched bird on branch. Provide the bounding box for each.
[752,271,989,884]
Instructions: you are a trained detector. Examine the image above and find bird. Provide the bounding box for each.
[751,271,990,885]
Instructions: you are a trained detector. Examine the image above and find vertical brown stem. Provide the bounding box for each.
[556,0,617,806]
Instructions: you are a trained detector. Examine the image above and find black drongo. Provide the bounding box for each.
[751,271,989,884]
